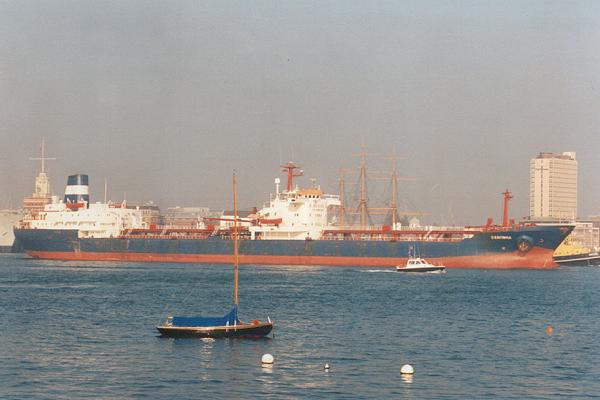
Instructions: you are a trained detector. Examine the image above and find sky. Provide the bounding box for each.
[1,0,599,225]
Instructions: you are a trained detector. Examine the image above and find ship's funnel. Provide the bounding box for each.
[64,174,90,204]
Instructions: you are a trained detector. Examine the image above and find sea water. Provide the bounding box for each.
[1,254,599,398]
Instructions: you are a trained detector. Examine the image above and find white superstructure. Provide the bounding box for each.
[19,201,146,239]
[249,178,340,240]
[18,173,146,238]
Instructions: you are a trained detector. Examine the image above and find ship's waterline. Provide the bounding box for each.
[16,225,569,268]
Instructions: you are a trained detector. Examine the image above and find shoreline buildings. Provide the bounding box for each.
[529,152,598,252]
[529,152,577,221]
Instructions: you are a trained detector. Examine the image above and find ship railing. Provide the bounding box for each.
[332,225,389,231]
[320,234,463,242]
[119,232,253,240]
[119,233,211,240]
[330,225,468,232]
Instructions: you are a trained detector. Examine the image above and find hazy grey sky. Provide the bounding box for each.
[1,0,599,224]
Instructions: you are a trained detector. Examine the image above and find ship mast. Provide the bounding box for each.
[233,173,239,308]
[391,158,398,227]
[337,168,354,226]
[502,190,513,227]
[340,178,346,227]
[281,161,303,192]
[343,144,422,227]
[357,145,368,228]
[381,150,402,228]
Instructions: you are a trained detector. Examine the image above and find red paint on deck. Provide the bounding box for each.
[27,246,557,269]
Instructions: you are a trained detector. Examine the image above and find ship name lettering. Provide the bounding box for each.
[490,235,512,240]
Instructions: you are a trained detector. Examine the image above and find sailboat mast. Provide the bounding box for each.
[231,175,239,309]
[233,173,239,307]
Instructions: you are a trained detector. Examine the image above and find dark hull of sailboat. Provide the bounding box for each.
[156,322,273,338]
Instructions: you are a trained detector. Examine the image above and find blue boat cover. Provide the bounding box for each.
[171,306,239,327]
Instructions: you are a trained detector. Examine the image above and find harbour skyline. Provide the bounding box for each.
[2,1,599,225]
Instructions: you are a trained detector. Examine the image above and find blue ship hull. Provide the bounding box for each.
[14,225,573,268]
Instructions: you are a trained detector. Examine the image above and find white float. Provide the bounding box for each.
[400,364,414,374]
[261,353,274,365]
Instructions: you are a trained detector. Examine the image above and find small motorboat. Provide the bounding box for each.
[396,257,446,273]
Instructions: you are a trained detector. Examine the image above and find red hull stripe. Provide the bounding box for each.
[27,247,557,269]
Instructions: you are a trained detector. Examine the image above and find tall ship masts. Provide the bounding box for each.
[357,147,368,229]
[385,152,400,228]
[337,169,350,226]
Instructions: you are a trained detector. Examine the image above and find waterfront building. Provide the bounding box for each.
[22,167,54,216]
[126,202,161,228]
[162,206,210,229]
[587,215,600,251]
[529,152,577,221]
[218,209,255,229]
[569,221,600,252]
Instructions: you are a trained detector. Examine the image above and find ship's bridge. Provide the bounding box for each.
[249,181,340,240]
[296,188,323,198]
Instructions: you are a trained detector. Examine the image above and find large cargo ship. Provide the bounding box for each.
[15,170,573,269]
[15,165,573,268]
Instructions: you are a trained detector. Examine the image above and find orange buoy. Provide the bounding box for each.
[546,325,554,335]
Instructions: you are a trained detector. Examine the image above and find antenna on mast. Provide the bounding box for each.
[502,190,513,227]
[281,161,303,192]
[279,146,283,166]
[29,139,56,174]
[28,139,56,200]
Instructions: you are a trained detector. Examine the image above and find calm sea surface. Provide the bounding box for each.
[1,254,599,399]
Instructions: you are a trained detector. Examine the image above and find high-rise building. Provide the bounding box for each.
[529,152,577,221]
